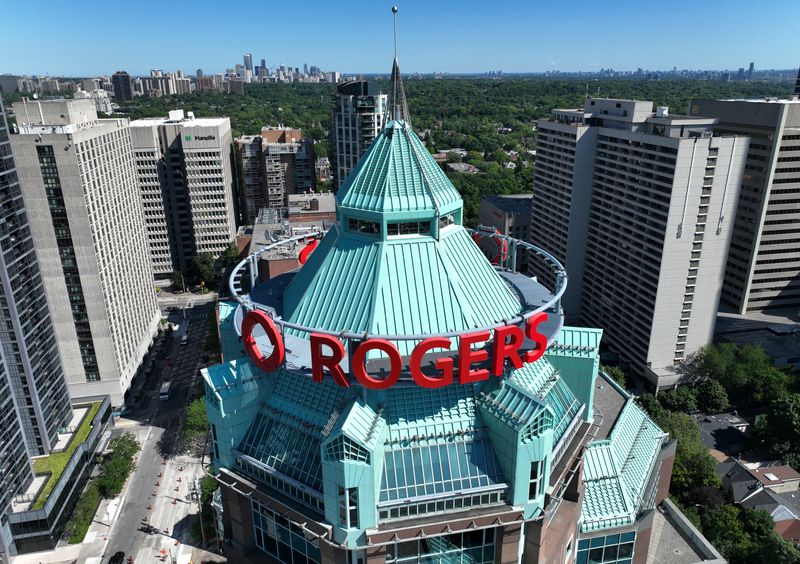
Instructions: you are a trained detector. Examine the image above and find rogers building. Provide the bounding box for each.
[202,73,714,563]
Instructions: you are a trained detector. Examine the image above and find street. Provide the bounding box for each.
[13,294,224,564]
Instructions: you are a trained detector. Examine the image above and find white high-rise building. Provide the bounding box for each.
[529,98,749,389]
[690,98,800,314]
[11,99,160,405]
[330,80,387,188]
[130,110,236,276]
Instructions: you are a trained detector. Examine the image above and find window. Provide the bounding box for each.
[338,487,359,529]
[387,221,431,236]
[438,214,454,230]
[576,532,635,564]
[348,218,379,236]
[529,460,543,499]
[386,528,496,563]
[252,500,321,563]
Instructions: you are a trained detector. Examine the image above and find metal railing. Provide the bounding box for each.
[227,225,568,344]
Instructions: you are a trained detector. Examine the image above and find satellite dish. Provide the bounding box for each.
[32,93,39,99]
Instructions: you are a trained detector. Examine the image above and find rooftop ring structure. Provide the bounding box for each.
[227,226,569,381]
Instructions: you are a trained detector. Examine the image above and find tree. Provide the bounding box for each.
[658,386,697,413]
[739,508,800,564]
[602,365,627,389]
[187,253,218,287]
[701,504,749,562]
[182,397,208,440]
[757,393,800,468]
[446,151,462,163]
[696,379,729,414]
[220,241,241,269]
[170,270,185,291]
[698,343,792,408]
[97,433,139,498]
[647,409,720,502]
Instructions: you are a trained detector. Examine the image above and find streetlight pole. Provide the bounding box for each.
[191,478,207,546]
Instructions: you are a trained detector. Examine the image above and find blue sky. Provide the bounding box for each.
[3,0,799,76]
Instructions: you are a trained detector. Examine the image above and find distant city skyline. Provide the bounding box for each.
[2,0,800,76]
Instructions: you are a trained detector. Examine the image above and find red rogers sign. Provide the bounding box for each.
[241,309,549,390]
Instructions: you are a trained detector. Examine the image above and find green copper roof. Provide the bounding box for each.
[282,224,522,350]
[581,394,664,532]
[337,120,462,217]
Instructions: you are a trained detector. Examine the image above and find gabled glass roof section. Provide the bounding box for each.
[379,438,505,503]
[237,410,324,491]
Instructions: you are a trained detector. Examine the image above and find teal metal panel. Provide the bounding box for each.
[282,226,521,349]
[580,397,664,533]
[337,120,462,217]
[546,326,603,422]
[218,300,245,362]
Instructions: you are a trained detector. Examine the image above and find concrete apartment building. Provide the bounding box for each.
[330,80,388,188]
[689,98,800,314]
[11,99,160,405]
[130,110,237,276]
[235,127,315,224]
[529,98,749,389]
[0,101,74,554]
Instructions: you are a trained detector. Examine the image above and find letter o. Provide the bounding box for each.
[242,309,285,372]
[352,339,402,390]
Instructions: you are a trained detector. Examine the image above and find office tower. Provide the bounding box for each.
[330,80,388,188]
[197,68,203,78]
[795,67,800,95]
[529,98,748,389]
[243,53,253,73]
[235,136,268,224]
[130,110,237,276]
[260,58,266,70]
[303,63,308,75]
[11,99,160,405]
[690,98,800,313]
[201,96,709,563]
[111,70,134,100]
[747,62,755,81]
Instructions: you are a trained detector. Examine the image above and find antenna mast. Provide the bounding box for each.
[389,6,410,124]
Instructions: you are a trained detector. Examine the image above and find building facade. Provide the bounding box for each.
[236,128,315,224]
[130,110,237,276]
[689,98,800,314]
[0,97,74,560]
[529,98,749,389]
[202,115,709,563]
[235,135,268,225]
[330,81,388,189]
[111,70,134,101]
[11,99,160,405]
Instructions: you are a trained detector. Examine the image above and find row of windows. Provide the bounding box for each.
[347,217,456,238]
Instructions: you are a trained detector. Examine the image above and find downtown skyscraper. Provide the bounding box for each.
[11,98,160,405]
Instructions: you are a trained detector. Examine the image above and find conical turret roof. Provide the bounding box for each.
[337,120,462,218]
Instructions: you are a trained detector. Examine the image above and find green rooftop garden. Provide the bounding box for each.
[30,401,101,510]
